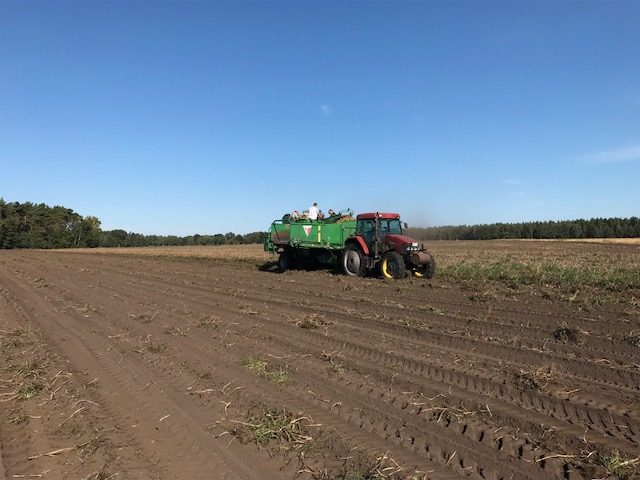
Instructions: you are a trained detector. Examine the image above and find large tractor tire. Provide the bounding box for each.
[413,254,436,279]
[278,250,293,272]
[341,245,365,277]
[381,251,408,279]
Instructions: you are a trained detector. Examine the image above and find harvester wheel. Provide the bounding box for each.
[278,250,293,272]
[342,245,365,277]
[381,252,408,279]
[413,255,436,279]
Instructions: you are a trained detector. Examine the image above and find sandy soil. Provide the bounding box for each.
[0,243,639,479]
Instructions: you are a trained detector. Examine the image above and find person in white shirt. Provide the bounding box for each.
[308,202,319,221]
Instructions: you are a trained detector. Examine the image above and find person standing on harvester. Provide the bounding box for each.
[308,202,319,221]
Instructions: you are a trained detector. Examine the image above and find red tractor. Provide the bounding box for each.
[341,212,436,279]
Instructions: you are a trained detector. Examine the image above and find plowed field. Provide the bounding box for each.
[1,241,639,480]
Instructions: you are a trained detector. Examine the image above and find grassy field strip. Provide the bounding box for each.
[523,238,640,244]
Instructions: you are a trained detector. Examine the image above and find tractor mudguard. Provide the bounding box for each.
[346,236,369,255]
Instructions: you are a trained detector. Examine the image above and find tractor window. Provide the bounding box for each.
[357,219,374,235]
[356,219,375,244]
[379,219,402,235]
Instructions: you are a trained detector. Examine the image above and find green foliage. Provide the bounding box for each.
[0,199,264,249]
[17,383,43,400]
[441,259,640,292]
[593,450,639,479]
[265,369,288,384]
[0,198,100,249]
[241,357,287,383]
[241,357,268,374]
[407,217,640,241]
[248,409,309,445]
[553,323,580,343]
[98,230,265,247]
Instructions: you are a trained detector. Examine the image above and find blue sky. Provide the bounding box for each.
[1,1,638,235]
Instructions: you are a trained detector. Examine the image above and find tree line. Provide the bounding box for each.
[406,217,640,241]
[99,230,264,248]
[0,200,263,249]
[1,199,638,249]
[0,199,102,249]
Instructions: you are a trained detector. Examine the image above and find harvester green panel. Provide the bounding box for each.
[264,219,356,252]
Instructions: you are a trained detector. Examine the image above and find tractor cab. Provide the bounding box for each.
[355,213,404,253]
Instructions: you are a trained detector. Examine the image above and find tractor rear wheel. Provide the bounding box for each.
[342,245,365,277]
[278,250,293,272]
[381,251,408,279]
[413,255,436,279]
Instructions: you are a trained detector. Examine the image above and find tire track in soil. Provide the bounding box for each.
[39,252,640,410]
[43,263,614,480]
[235,312,640,451]
[8,255,640,446]
[261,286,640,368]
[193,265,639,362]
[0,263,289,480]
[75,293,533,480]
[0,284,66,479]
[54,253,640,391]
[2,251,636,480]
[224,307,640,456]
[2,254,457,478]
[0,282,157,480]
[21,267,535,480]
[49,249,640,381]
[39,254,639,449]
[0,424,7,480]
[2,264,615,480]
[3,256,460,478]
[75,251,640,352]
[6,253,640,452]
[0,270,177,478]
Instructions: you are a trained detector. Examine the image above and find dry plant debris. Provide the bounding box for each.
[197,314,220,329]
[295,313,330,330]
[163,325,189,336]
[16,382,44,400]
[309,451,414,479]
[513,367,554,391]
[319,351,345,375]
[248,409,312,446]
[622,331,640,347]
[138,335,167,353]
[575,449,640,480]
[0,319,122,478]
[553,323,580,344]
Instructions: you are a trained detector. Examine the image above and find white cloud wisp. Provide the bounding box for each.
[320,104,333,116]
[581,145,640,164]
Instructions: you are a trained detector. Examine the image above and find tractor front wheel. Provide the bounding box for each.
[342,245,365,277]
[413,254,436,279]
[381,252,408,279]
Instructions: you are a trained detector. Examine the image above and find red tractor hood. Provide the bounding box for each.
[385,234,417,247]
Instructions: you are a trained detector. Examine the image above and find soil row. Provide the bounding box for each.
[0,250,638,480]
